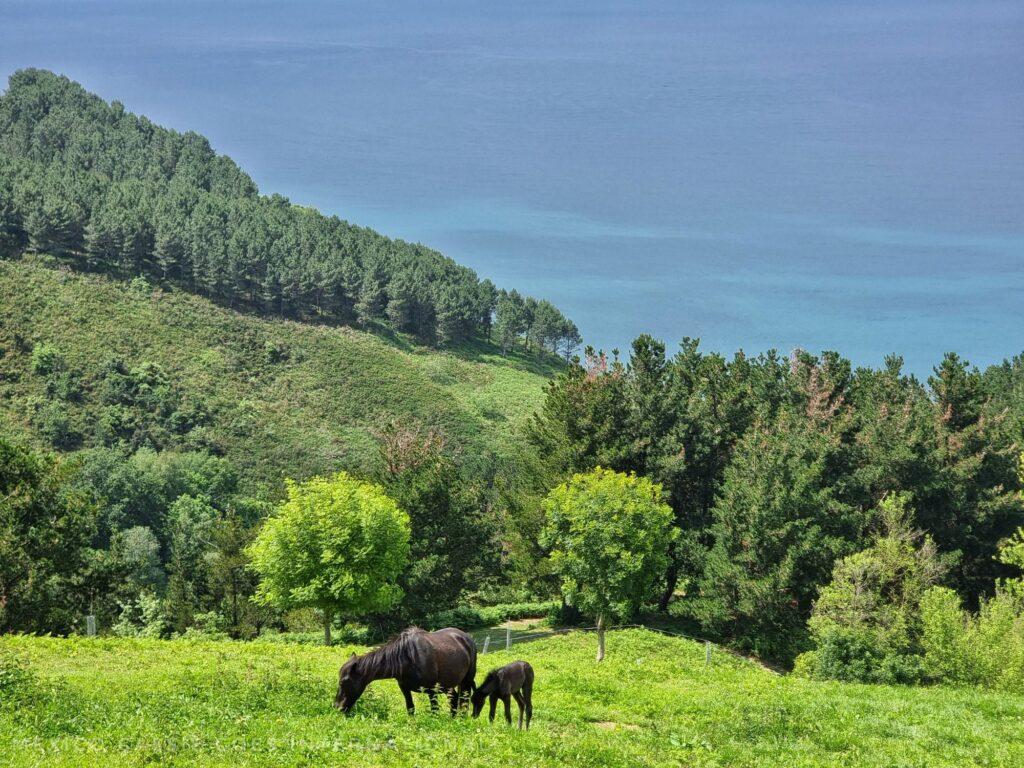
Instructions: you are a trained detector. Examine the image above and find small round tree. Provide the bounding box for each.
[541,467,676,661]
[247,472,410,645]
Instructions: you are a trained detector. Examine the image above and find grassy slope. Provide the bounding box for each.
[3,630,1023,767]
[0,258,557,489]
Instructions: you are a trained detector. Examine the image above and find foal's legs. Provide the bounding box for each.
[488,694,498,722]
[513,691,526,730]
[502,694,512,725]
[523,679,533,729]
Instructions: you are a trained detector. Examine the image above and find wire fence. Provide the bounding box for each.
[472,622,781,675]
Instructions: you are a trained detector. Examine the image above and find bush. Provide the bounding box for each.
[180,611,230,641]
[921,586,1024,691]
[29,399,81,448]
[30,343,63,375]
[0,649,35,700]
[251,623,371,646]
[797,627,923,685]
[112,591,167,638]
[424,601,558,631]
[920,586,971,683]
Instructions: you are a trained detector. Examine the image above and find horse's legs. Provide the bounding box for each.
[502,695,512,725]
[513,691,525,730]
[399,684,415,715]
[448,688,460,717]
[454,682,470,716]
[488,694,497,723]
[427,688,440,712]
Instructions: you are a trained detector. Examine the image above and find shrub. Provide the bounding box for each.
[181,611,230,641]
[803,494,943,683]
[920,586,972,684]
[112,591,168,639]
[424,601,557,631]
[921,586,1024,691]
[30,342,63,375]
[0,649,35,700]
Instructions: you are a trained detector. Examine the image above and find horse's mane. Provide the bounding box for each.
[358,627,425,678]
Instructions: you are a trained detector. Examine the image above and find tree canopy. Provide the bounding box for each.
[541,467,676,660]
[247,472,410,644]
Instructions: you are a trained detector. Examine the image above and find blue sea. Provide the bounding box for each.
[1,0,1021,377]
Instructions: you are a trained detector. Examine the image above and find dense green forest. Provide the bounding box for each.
[0,69,580,354]
[4,69,1024,686]
[528,340,1024,668]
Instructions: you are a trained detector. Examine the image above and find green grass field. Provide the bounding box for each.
[3,629,1023,767]
[0,258,558,490]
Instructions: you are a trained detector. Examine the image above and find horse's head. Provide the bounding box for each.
[333,654,366,714]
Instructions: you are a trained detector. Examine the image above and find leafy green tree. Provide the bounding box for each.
[247,472,410,644]
[164,494,217,633]
[111,525,165,594]
[206,509,262,638]
[541,467,676,660]
[0,438,98,633]
[374,420,499,621]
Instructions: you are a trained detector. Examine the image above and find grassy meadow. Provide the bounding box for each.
[0,258,558,489]
[3,629,1023,767]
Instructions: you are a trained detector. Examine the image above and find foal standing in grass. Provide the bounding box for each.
[471,660,534,729]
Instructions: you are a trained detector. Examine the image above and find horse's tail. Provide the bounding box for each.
[464,634,478,691]
[466,652,478,691]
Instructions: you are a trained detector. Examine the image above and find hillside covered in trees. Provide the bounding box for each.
[0,69,580,355]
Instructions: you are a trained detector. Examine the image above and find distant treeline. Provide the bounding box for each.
[0,69,580,354]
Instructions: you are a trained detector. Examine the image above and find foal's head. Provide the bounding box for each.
[470,671,497,717]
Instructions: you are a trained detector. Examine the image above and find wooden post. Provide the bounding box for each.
[506,626,512,651]
[482,635,491,654]
[705,641,711,668]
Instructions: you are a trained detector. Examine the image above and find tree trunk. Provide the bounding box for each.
[323,610,333,646]
[596,614,606,662]
[658,545,679,612]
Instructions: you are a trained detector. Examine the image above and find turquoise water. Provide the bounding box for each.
[1,1,1021,376]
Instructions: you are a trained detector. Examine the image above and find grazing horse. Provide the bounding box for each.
[333,627,476,715]
[471,660,534,729]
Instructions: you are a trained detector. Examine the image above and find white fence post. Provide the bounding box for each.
[506,626,512,651]
[86,614,97,637]
[482,635,490,654]
[705,641,711,668]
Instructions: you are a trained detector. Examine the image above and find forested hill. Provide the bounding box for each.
[0,257,560,488]
[0,68,580,354]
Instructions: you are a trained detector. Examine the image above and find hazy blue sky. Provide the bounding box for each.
[2,1,1021,376]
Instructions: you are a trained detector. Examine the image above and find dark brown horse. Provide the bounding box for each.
[471,660,534,729]
[334,627,476,715]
